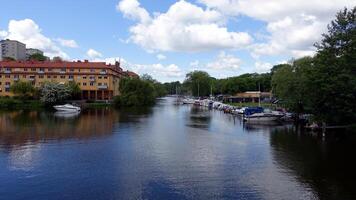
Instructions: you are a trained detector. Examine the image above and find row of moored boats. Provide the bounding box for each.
[182,98,292,122]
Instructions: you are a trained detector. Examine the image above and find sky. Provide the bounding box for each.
[0,0,354,82]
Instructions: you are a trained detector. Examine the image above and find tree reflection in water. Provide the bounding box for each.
[270,127,356,200]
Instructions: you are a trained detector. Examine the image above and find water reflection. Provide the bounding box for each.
[270,128,356,200]
[0,98,355,200]
[0,109,120,149]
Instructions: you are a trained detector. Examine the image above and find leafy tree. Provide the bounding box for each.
[114,77,156,107]
[65,81,81,99]
[184,71,212,97]
[311,7,356,124]
[2,57,15,61]
[28,53,47,61]
[39,82,71,105]
[10,81,35,99]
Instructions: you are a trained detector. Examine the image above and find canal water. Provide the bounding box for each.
[0,97,355,200]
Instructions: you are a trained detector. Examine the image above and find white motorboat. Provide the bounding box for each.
[244,112,283,122]
[243,107,284,122]
[182,98,195,104]
[53,104,81,112]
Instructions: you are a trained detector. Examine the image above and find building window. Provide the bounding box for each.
[60,75,65,79]
[48,68,52,72]
[47,75,51,78]
[90,69,95,72]
[90,82,94,86]
[83,83,87,86]
[53,75,57,78]
[98,83,102,86]
[83,76,87,79]
[23,75,26,78]
[98,76,102,79]
[5,75,10,78]
[104,76,108,79]
[70,69,74,72]
[31,68,36,71]
[24,68,28,71]
[5,88,10,92]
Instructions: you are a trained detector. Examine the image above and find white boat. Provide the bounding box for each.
[53,104,81,112]
[182,98,195,104]
[244,112,283,122]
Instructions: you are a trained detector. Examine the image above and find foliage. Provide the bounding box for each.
[10,81,35,99]
[2,57,15,61]
[0,97,43,110]
[65,81,81,99]
[28,53,47,61]
[39,82,71,105]
[114,77,156,107]
[272,57,315,113]
[183,71,212,97]
[272,7,356,124]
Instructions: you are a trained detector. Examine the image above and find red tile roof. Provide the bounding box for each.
[0,60,135,75]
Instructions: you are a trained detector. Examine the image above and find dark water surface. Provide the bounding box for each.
[0,97,355,200]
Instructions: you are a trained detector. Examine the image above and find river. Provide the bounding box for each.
[0,97,355,200]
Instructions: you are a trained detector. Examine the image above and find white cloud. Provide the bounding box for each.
[95,57,184,82]
[156,54,166,60]
[199,0,356,58]
[254,61,273,73]
[86,48,102,58]
[55,38,79,48]
[0,30,7,39]
[117,0,252,52]
[206,51,241,71]
[5,19,68,58]
[116,0,151,24]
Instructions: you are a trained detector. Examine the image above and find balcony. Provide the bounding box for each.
[4,85,10,89]
[4,70,11,74]
[97,85,108,90]
[13,77,19,81]
[89,77,96,82]
[99,71,107,75]
[59,71,66,74]
[38,71,45,74]
[28,77,36,81]
[68,77,74,81]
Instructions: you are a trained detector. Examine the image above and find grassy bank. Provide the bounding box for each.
[0,98,44,110]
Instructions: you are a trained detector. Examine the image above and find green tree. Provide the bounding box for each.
[2,57,16,61]
[311,7,356,124]
[65,81,81,99]
[10,81,35,99]
[114,77,156,107]
[184,71,212,97]
[28,53,47,61]
[39,82,71,105]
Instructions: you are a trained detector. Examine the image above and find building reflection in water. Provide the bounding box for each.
[0,109,120,149]
[269,127,356,200]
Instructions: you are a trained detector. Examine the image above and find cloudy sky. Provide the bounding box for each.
[0,0,354,82]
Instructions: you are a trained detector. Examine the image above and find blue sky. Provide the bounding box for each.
[0,0,354,82]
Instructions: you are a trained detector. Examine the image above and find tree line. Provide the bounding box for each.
[163,7,355,125]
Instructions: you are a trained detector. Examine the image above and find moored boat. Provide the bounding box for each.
[53,104,81,112]
[243,107,283,122]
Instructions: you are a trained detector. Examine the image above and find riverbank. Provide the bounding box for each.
[0,97,44,110]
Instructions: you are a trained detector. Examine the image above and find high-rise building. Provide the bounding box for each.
[0,39,26,61]
[26,48,44,60]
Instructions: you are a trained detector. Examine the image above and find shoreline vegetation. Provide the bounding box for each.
[0,7,354,126]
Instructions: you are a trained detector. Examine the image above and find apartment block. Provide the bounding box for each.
[0,39,26,61]
[0,60,139,100]
[26,48,44,60]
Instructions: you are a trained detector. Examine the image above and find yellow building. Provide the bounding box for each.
[0,60,138,100]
